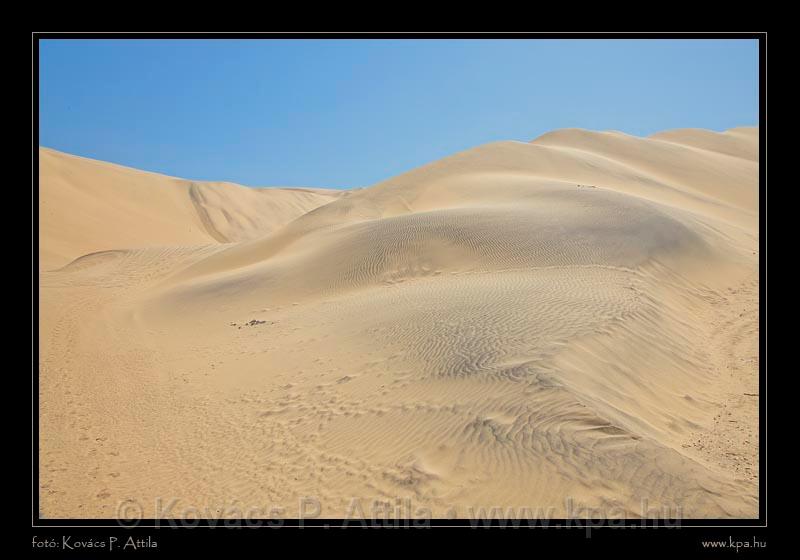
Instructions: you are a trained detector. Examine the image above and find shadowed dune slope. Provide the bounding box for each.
[39,127,759,519]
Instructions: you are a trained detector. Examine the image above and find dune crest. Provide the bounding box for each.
[39,127,759,519]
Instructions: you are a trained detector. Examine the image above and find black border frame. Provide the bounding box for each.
[32,30,767,547]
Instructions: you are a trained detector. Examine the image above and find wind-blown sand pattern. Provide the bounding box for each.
[38,127,759,519]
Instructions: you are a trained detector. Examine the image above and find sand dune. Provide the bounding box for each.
[38,127,759,520]
[38,147,340,270]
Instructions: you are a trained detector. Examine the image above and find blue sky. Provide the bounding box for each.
[39,39,759,189]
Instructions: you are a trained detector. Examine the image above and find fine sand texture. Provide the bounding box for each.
[38,127,759,519]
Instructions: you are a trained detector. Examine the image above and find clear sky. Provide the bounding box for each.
[39,38,759,189]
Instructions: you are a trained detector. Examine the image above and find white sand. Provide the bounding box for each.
[39,127,759,519]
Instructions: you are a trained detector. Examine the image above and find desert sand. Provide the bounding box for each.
[38,127,759,520]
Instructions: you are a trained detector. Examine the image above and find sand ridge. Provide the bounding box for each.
[38,127,759,519]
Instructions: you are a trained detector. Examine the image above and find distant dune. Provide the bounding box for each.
[39,147,341,269]
[38,127,759,519]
